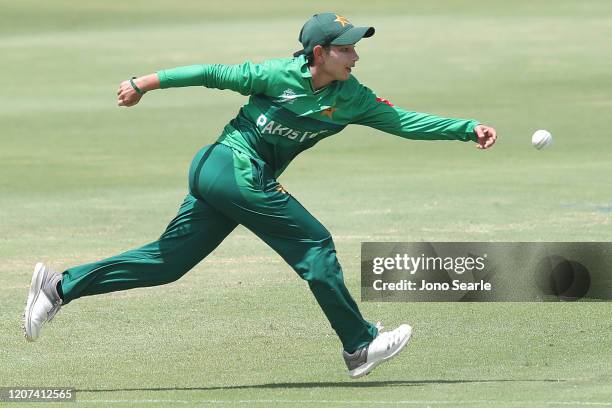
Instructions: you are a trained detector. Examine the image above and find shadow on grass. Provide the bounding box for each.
[79,379,563,393]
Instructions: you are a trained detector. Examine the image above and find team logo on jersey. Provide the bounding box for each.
[320,106,337,119]
[274,88,305,105]
[335,15,351,27]
[376,96,394,107]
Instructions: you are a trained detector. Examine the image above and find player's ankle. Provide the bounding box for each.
[56,280,64,301]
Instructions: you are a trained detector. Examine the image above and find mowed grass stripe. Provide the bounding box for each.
[75,398,612,406]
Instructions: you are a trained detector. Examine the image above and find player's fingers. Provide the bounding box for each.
[485,134,497,148]
[125,97,139,107]
[475,126,488,149]
[118,81,131,95]
[484,127,497,148]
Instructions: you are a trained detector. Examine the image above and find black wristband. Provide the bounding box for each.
[130,77,146,95]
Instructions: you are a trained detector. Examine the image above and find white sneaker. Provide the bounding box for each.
[343,323,412,378]
[23,263,63,342]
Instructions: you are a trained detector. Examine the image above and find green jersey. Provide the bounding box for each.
[158,55,479,176]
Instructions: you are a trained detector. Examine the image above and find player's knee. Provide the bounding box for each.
[155,271,183,285]
[146,256,195,286]
[145,267,184,286]
[299,237,343,285]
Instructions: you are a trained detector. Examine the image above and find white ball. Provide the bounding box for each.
[532,129,553,150]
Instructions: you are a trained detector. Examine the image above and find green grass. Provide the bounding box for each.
[1,1,611,407]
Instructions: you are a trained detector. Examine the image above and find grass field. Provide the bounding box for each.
[1,1,611,407]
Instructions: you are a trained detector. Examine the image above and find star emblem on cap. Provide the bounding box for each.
[334,15,351,27]
[321,106,337,119]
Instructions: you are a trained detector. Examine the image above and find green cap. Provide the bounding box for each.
[293,13,375,57]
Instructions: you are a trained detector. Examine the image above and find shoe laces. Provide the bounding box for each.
[47,298,63,323]
[376,322,403,350]
[44,270,63,323]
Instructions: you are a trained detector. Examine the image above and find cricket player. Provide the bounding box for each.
[23,13,497,378]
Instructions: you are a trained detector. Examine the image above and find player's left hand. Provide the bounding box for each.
[117,80,143,108]
[474,125,497,150]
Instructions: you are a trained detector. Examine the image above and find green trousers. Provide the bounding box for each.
[61,143,377,352]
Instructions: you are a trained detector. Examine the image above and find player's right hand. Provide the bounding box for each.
[474,124,497,150]
[117,80,143,107]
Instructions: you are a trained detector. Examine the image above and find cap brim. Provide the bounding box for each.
[293,49,306,57]
[331,26,375,46]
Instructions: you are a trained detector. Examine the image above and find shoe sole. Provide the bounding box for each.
[23,262,45,342]
[349,325,413,379]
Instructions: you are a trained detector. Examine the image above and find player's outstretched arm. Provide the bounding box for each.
[117,73,160,107]
[350,82,499,148]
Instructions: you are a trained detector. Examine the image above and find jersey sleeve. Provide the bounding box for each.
[350,84,480,142]
[157,60,276,96]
